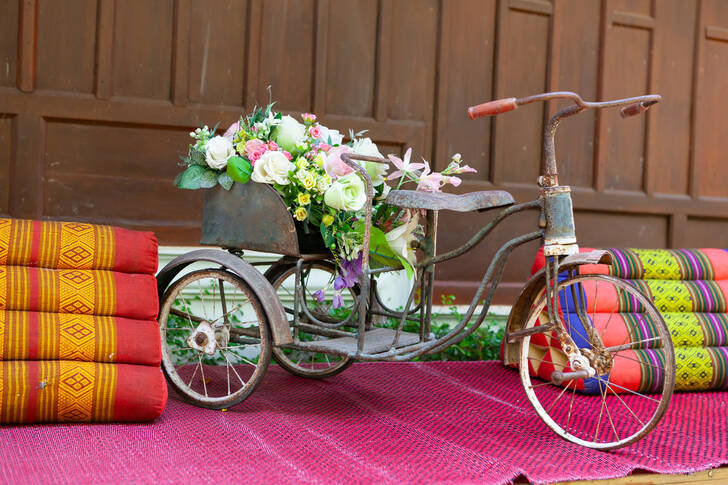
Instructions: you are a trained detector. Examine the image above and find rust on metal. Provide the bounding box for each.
[385,189,514,212]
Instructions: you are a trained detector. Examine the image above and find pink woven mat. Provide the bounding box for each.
[1,361,726,485]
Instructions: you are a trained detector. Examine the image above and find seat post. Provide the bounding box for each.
[420,210,438,341]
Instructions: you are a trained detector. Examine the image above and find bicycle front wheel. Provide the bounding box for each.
[518,274,675,450]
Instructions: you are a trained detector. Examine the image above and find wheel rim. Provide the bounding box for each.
[519,274,675,449]
[269,262,355,377]
[159,269,271,408]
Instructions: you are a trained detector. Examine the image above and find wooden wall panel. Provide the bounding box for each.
[552,0,600,188]
[0,115,12,213]
[601,21,651,192]
[494,4,551,185]
[694,1,728,199]
[2,0,728,304]
[435,0,496,179]
[323,0,377,118]
[36,0,97,93]
[188,0,248,106]
[257,0,315,111]
[0,0,19,87]
[112,0,174,100]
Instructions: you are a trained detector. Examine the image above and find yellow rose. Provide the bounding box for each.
[302,174,316,190]
[297,193,311,205]
[295,157,309,170]
[314,153,326,168]
[322,214,334,227]
[293,207,308,221]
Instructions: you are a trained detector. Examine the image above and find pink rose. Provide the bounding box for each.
[245,139,265,158]
[308,126,322,139]
[267,141,279,151]
[283,150,292,160]
[324,145,355,179]
[302,113,316,123]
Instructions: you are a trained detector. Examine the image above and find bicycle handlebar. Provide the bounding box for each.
[467,91,661,120]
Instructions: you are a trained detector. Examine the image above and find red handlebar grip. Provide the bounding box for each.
[620,102,648,118]
[468,97,518,119]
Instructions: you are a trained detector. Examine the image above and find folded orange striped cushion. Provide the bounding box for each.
[0,310,160,365]
[0,360,166,423]
[0,266,158,320]
[0,218,158,275]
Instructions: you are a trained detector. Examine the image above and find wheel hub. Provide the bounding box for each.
[186,321,217,355]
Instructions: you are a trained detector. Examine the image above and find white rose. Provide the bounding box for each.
[251,151,295,185]
[352,137,387,186]
[317,125,345,145]
[324,173,367,211]
[205,136,235,170]
[385,213,419,265]
[272,115,306,152]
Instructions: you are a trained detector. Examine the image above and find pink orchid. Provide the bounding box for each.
[324,145,355,179]
[386,148,424,181]
[223,121,240,141]
[452,164,476,174]
[445,176,462,187]
[302,113,316,123]
[417,162,444,192]
[308,126,322,139]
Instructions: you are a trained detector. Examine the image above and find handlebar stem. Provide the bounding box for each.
[541,104,584,187]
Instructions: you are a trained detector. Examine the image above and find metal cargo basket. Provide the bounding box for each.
[200,182,328,257]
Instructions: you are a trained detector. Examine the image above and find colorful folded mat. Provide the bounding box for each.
[0,218,166,423]
[516,247,728,394]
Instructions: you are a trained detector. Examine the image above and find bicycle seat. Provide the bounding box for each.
[385,189,514,212]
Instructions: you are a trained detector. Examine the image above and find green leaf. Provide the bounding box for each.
[358,224,414,278]
[217,171,234,190]
[320,224,336,249]
[227,156,252,183]
[177,165,206,189]
[200,169,219,188]
[189,149,207,166]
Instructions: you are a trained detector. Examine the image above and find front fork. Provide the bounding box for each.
[541,185,599,381]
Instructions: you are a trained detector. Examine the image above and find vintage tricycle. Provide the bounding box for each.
[157,92,675,450]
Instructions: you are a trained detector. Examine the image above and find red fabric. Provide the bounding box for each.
[1,361,725,484]
[110,226,158,275]
[112,364,167,422]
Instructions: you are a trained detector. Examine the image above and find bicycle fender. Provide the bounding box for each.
[156,249,292,346]
[501,249,611,366]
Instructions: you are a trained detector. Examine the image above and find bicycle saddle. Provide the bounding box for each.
[385,189,514,212]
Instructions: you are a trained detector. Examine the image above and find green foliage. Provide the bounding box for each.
[177,165,207,189]
[226,156,252,184]
[200,169,219,189]
[383,294,505,362]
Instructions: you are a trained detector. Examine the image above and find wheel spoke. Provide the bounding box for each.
[197,353,208,398]
[606,382,645,427]
[220,349,246,387]
[605,337,662,352]
[612,352,666,371]
[546,379,572,415]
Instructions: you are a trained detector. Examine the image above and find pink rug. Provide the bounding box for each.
[1,361,727,484]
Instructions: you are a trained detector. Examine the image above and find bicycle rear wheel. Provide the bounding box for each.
[518,273,675,450]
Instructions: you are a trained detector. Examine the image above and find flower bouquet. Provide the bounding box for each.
[175,102,475,307]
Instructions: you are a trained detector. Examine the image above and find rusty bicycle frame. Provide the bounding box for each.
[277,92,662,367]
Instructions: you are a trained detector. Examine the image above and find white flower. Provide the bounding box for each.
[272,115,306,152]
[251,151,295,185]
[324,173,367,211]
[352,137,387,186]
[316,174,332,194]
[317,125,344,145]
[205,136,235,170]
[385,212,419,265]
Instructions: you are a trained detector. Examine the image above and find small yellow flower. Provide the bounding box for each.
[314,153,326,168]
[235,141,247,155]
[297,193,311,205]
[322,214,334,227]
[295,157,309,170]
[302,174,316,190]
[293,206,308,221]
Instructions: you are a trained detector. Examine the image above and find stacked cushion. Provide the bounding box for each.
[518,247,728,394]
[0,218,166,423]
